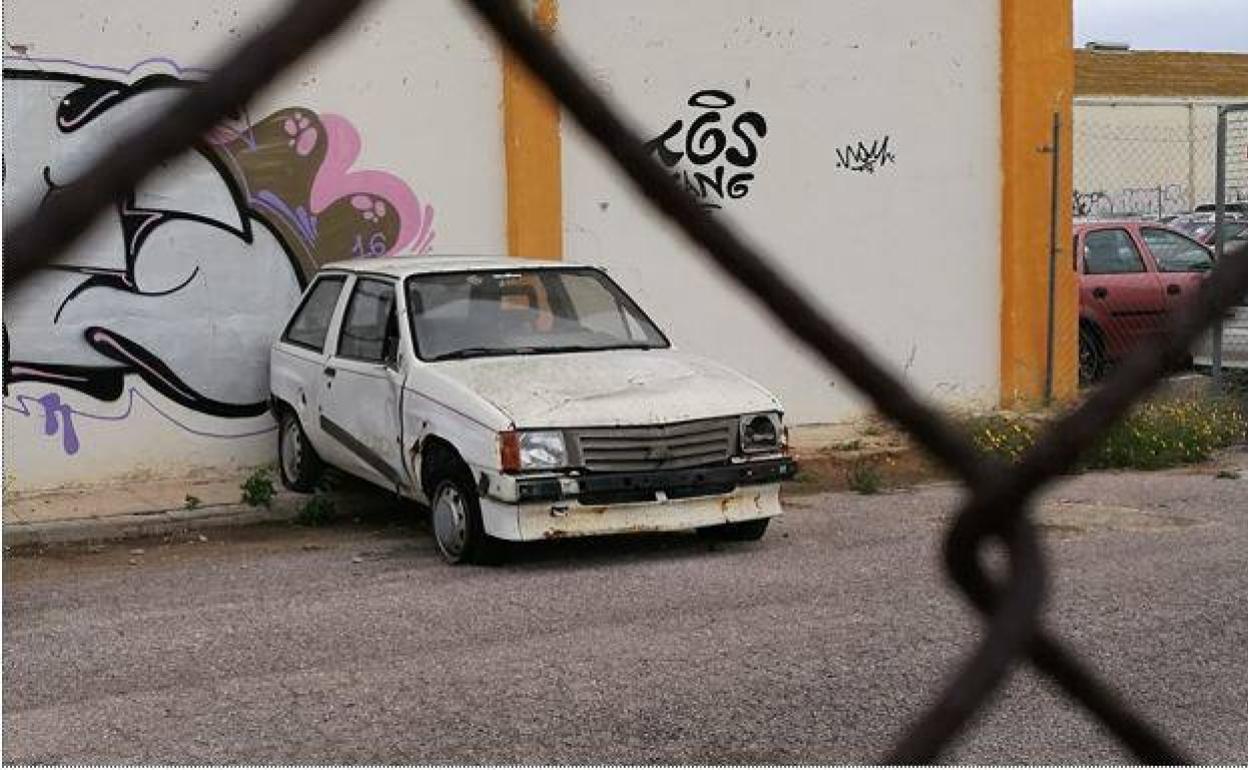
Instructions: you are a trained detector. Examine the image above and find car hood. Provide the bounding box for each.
[432,349,781,427]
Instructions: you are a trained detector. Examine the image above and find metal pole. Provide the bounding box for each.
[1044,111,1061,405]
[1212,107,1227,387]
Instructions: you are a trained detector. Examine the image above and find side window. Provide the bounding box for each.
[1141,228,1213,273]
[336,278,398,363]
[282,276,346,352]
[1083,229,1146,275]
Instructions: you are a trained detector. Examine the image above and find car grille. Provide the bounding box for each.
[569,417,737,472]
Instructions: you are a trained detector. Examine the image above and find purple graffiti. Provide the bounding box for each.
[5,387,277,456]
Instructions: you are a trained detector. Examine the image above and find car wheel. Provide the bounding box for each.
[430,472,503,565]
[278,409,323,493]
[1078,326,1106,386]
[698,518,770,542]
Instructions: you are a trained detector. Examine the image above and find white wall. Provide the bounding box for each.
[556,0,1002,424]
[2,0,506,491]
[1074,99,1228,219]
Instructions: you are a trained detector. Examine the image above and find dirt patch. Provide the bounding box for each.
[782,447,944,499]
[1035,501,1206,539]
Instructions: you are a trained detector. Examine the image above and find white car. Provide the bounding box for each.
[269,256,796,563]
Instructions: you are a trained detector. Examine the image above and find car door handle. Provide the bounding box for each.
[1166,284,1181,295]
[324,366,336,377]
[1092,287,1108,299]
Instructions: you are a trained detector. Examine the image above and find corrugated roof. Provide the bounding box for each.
[1075,50,1248,99]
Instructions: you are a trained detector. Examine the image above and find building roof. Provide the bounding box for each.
[1075,50,1248,99]
[319,255,590,277]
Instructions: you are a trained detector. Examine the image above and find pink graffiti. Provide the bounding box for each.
[311,114,435,255]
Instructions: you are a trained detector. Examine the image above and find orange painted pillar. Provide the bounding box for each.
[1000,0,1076,405]
[502,0,562,260]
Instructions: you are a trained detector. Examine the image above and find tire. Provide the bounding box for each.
[428,463,503,565]
[1079,325,1106,386]
[277,409,323,493]
[697,517,770,542]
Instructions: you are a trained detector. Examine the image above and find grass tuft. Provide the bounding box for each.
[847,459,883,495]
[240,468,276,508]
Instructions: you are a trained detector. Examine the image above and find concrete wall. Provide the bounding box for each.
[4,0,1011,491]
[2,0,506,491]
[1074,99,1229,219]
[556,0,1003,423]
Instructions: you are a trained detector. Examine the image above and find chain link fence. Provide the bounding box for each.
[1074,102,1248,405]
[7,1,1248,763]
[1195,105,1248,401]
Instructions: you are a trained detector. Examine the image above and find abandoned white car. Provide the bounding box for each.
[269,257,796,563]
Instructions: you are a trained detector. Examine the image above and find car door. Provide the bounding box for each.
[1080,227,1166,359]
[274,273,350,458]
[318,275,412,493]
[1138,227,1214,318]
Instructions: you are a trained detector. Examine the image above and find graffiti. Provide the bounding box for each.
[835,136,896,174]
[2,57,436,456]
[645,89,768,210]
[1072,184,1188,219]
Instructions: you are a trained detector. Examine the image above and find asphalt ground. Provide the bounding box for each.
[4,451,1247,764]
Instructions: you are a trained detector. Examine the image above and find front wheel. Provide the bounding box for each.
[1079,326,1106,386]
[697,518,770,542]
[430,475,503,565]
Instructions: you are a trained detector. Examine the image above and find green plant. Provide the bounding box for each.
[958,396,1247,471]
[960,412,1039,463]
[847,459,883,495]
[184,494,202,510]
[295,494,336,526]
[240,468,276,508]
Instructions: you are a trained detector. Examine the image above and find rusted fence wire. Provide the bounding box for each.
[7,0,1248,763]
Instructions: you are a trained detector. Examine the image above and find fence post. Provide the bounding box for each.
[1212,106,1227,389]
[1044,111,1061,405]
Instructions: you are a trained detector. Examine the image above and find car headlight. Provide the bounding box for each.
[500,430,568,472]
[739,412,783,454]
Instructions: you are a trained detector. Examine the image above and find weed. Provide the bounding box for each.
[960,396,1246,471]
[184,494,202,510]
[295,494,336,526]
[240,468,276,508]
[847,459,883,495]
[1215,469,1241,480]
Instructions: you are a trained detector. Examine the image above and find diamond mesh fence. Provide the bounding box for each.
[6,1,1248,764]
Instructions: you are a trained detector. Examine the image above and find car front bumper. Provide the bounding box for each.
[477,457,796,541]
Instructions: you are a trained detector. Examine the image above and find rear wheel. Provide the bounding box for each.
[698,518,770,542]
[278,409,322,493]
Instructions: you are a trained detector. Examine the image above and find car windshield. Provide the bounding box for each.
[405,267,670,361]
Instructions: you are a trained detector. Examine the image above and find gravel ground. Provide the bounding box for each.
[4,452,1247,764]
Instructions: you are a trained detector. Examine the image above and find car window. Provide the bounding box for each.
[282,276,346,352]
[406,268,669,361]
[336,278,397,363]
[1141,228,1213,273]
[1083,229,1146,275]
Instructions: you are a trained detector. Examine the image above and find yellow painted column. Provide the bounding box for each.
[502,0,562,260]
[1000,0,1076,406]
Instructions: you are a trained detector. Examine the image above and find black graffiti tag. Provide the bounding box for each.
[645,89,768,210]
[835,136,896,174]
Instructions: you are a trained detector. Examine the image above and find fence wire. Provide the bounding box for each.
[7,0,1248,764]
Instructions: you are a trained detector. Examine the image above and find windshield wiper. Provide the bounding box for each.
[430,347,537,361]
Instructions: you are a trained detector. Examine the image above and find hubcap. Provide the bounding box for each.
[433,485,468,559]
[281,419,302,482]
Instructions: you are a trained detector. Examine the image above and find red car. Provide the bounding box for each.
[1076,220,1214,383]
